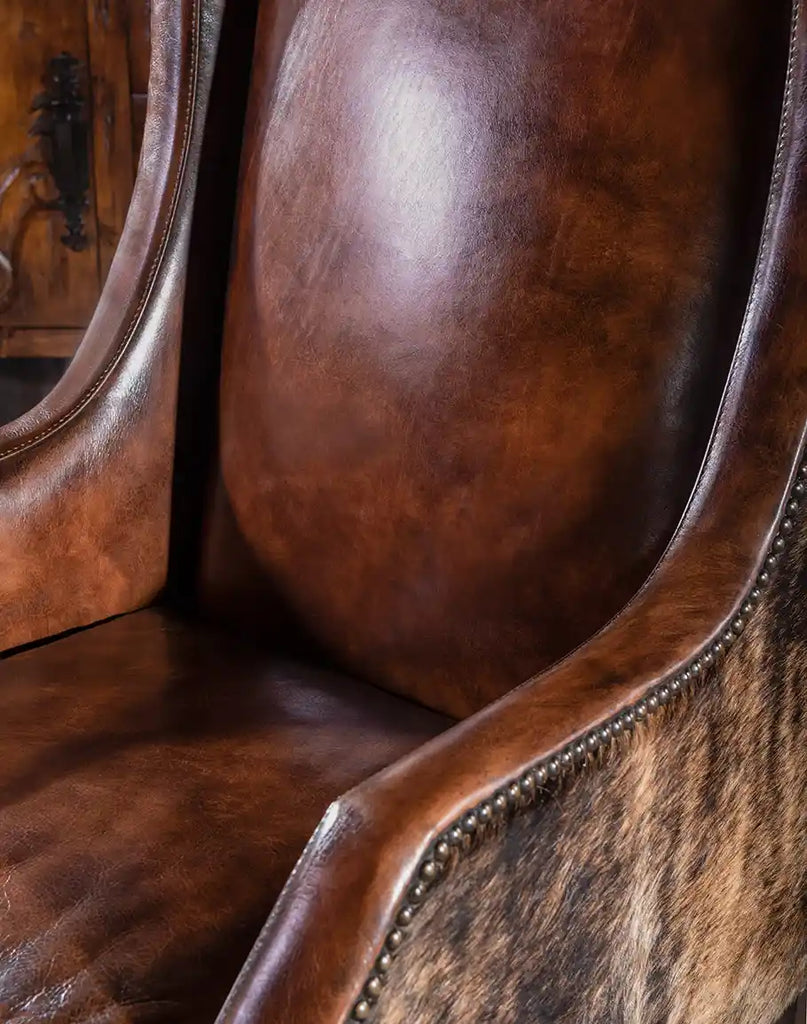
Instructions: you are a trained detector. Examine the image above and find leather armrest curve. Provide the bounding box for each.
[0,0,224,653]
[217,2,807,1021]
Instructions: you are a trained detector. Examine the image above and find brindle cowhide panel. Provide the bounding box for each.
[378,523,807,1024]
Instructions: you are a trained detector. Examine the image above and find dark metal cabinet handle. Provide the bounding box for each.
[30,52,90,253]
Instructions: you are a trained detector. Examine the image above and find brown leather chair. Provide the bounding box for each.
[1,0,805,1021]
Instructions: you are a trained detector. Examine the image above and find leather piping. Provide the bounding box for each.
[347,2,805,1016]
[345,4,804,1016]
[0,0,201,462]
[216,0,807,1019]
[346,450,807,1021]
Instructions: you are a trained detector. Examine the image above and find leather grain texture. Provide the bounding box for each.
[0,0,221,654]
[0,0,804,1020]
[210,0,788,717]
[216,3,807,1016]
[0,610,450,1024]
[377,515,807,1024]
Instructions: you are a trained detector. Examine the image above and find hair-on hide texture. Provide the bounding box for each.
[377,521,807,1024]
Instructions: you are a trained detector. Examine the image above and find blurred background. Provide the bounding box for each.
[0,0,150,423]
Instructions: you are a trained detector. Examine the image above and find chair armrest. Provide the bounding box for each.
[351,478,807,1024]
[217,4,807,1019]
[0,0,224,653]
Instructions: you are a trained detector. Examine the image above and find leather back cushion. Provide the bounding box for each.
[203,0,787,718]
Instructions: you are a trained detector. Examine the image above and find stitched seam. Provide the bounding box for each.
[558,0,803,661]
[736,0,800,331]
[347,454,807,1024]
[345,1,805,1018]
[0,0,202,462]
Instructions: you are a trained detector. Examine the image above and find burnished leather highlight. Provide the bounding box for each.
[212,0,787,716]
[0,0,803,1020]
[0,610,449,1023]
[0,0,219,654]
[214,0,807,1021]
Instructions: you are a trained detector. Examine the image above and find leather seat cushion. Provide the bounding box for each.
[0,610,451,1023]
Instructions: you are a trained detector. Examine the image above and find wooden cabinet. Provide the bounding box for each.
[0,0,149,359]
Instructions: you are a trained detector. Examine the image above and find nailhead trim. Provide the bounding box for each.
[347,460,807,1021]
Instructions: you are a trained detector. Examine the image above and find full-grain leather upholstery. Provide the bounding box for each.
[0,610,449,1023]
[0,0,224,655]
[207,0,788,717]
[0,0,804,1021]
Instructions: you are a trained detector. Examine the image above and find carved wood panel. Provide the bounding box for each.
[0,0,149,359]
[126,0,151,172]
